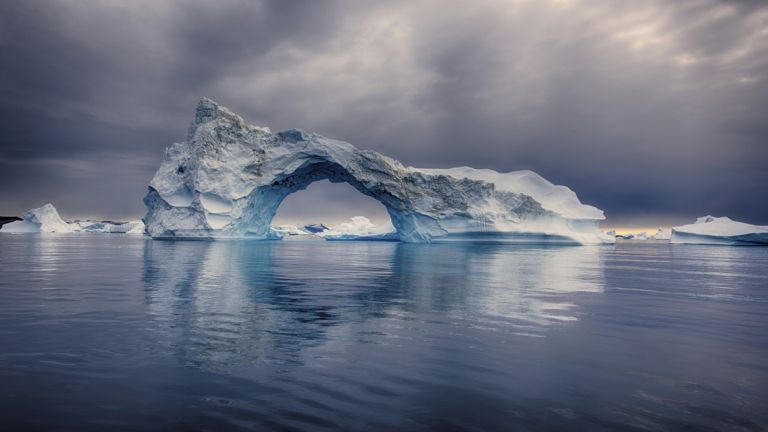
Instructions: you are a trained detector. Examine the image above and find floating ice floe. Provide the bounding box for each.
[671,216,768,245]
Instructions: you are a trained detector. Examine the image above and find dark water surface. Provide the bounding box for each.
[1,235,766,431]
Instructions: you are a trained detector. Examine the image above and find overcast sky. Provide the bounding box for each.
[1,0,766,227]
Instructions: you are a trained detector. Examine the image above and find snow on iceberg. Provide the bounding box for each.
[671,216,768,245]
[143,98,613,244]
[0,204,75,233]
[320,216,399,241]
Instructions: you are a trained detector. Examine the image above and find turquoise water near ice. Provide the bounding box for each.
[0,235,766,431]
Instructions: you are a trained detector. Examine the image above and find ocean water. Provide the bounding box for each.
[0,235,766,431]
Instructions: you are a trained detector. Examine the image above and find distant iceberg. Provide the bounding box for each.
[75,220,145,235]
[303,223,329,234]
[272,225,311,237]
[0,204,75,233]
[143,98,612,244]
[320,216,399,241]
[671,216,768,245]
[0,203,145,235]
[651,228,671,240]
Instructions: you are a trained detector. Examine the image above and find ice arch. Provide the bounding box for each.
[143,99,611,244]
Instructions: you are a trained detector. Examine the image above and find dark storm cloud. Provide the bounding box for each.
[0,0,766,227]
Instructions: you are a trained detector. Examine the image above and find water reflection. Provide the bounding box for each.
[2,235,767,431]
[142,241,606,370]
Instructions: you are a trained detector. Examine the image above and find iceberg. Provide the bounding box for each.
[0,204,75,233]
[671,216,768,245]
[320,216,399,241]
[272,224,310,236]
[0,203,145,235]
[75,220,145,235]
[143,98,612,244]
[651,228,671,241]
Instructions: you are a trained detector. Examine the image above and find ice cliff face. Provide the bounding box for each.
[671,216,768,245]
[143,98,612,244]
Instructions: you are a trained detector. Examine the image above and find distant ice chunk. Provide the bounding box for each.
[0,204,74,233]
[76,220,145,235]
[671,216,768,245]
[320,216,399,241]
[651,228,671,240]
[272,225,310,236]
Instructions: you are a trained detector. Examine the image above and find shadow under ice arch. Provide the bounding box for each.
[143,98,612,244]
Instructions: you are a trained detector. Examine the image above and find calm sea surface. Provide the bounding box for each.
[0,235,766,431]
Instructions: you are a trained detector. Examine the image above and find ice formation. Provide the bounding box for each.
[0,204,75,233]
[671,216,768,245]
[75,220,145,234]
[0,204,145,235]
[272,225,309,237]
[319,216,399,241]
[651,228,671,240]
[143,98,612,244]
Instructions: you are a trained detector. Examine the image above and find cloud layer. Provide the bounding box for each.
[1,0,766,226]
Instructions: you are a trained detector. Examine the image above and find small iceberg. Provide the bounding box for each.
[0,204,75,233]
[671,216,768,245]
[651,228,671,241]
[75,220,145,234]
[320,216,399,241]
[1,203,145,235]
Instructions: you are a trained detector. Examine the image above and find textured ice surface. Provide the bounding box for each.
[143,99,612,244]
[671,216,768,245]
[0,204,74,233]
[1,204,145,235]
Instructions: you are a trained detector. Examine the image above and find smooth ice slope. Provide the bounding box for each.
[0,204,75,233]
[143,99,612,244]
[671,216,768,245]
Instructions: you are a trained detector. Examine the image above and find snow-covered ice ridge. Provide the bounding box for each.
[143,98,612,244]
[671,216,768,245]
[0,203,144,235]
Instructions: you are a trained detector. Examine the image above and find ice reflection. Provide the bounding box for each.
[142,241,607,370]
[386,244,604,330]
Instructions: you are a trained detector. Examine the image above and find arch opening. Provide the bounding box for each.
[273,179,393,232]
[249,160,400,240]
